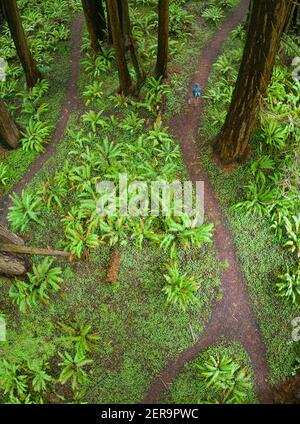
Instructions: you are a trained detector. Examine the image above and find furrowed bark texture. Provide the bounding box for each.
[214,0,294,164]
[81,0,106,53]
[119,0,145,90]
[0,99,20,148]
[107,0,132,95]
[1,0,41,88]
[105,0,113,44]
[155,0,169,80]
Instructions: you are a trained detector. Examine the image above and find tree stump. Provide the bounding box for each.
[106,247,121,284]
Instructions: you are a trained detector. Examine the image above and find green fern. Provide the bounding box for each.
[8,191,43,232]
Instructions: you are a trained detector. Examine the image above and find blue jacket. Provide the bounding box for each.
[192,83,202,97]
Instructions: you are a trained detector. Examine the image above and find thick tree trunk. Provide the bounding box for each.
[116,0,124,29]
[0,99,20,148]
[119,0,145,91]
[214,0,294,164]
[245,0,254,27]
[81,0,106,54]
[0,1,4,27]
[291,4,299,32]
[155,0,169,80]
[105,0,113,45]
[108,0,132,95]
[283,1,297,32]
[1,0,41,88]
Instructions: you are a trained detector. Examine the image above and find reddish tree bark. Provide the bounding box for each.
[292,4,299,31]
[214,0,295,164]
[107,0,132,95]
[284,1,298,32]
[1,0,41,88]
[81,0,106,54]
[118,0,145,91]
[105,0,113,44]
[155,0,169,80]
[0,99,20,149]
[106,248,121,284]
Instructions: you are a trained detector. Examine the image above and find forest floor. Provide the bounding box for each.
[0,0,298,404]
[144,0,273,404]
[0,16,84,224]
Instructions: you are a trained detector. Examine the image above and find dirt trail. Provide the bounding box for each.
[144,0,274,404]
[0,16,84,225]
[0,2,274,404]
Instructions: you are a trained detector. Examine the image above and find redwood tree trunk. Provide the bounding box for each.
[155,0,169,80]
[1,0,41,88]
[116,0,124,29]
[245,0,254,27]
[119,0,145,91]
[81,0,106,54]
[105,0,113,45]
[0,99,20,148]
[108,0,132,95]
[291,3,299,32]
[0,1,4,26]
[283,1,297,32]
[214,0,294,164]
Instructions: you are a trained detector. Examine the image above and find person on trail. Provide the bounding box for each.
[192,82,202,98]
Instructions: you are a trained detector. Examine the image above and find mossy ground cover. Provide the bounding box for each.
[159,340,257,404]
[0,0,242,403]
[199,31,300,384]
[0,241,222,403]
[0,38,72,194]
[0,1,81,194]
[4,0,292,405]
[3,0,290,405]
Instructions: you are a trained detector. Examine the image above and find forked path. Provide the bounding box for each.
[144,0,274,404]
[0,16,84,225]
[0,2,273,404]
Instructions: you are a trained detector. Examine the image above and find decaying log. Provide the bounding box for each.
[0,252,27,276]
[0,243,72,258]
[0,225,71,277]
[0,224,28,276]
[0,223,24,245]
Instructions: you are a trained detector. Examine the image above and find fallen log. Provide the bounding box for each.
[0,223,24,245]
[0,252,27,276]
[0,224,28,276]
[0,225,71,276]
[0,243,72,258]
